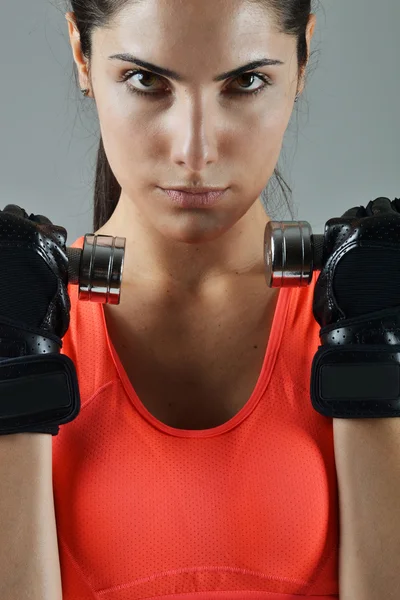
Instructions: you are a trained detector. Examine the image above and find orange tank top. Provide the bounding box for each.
[52,235,339,600]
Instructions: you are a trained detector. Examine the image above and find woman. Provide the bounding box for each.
[51,0,338,598]
[51,1,338,598]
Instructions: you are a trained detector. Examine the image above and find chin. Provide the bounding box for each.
[158,216,233,244]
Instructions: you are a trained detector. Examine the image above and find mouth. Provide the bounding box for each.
[159,187,228,208]
[161,186,228,194]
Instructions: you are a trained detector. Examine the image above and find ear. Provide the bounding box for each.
[65,12,91,95]
[297,13,317,96]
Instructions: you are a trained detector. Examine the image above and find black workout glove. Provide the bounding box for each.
[311,197,400,418]
[0,204,80,435]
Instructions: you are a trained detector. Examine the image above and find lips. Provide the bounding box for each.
[161,188,227,208]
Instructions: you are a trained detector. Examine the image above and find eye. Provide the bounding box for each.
[121,69,272,97]
[230,73,271,94]
[123,70,167,94]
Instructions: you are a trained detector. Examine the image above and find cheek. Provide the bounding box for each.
[239,109,289,165]
[230,98,292,149]
[235,109,290,192]
[98,105,152,187]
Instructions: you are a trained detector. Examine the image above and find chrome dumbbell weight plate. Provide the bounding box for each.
[264,221,324,288]
[67,234,126,304]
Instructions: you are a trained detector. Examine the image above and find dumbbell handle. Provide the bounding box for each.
[313,234,325,268]
[66,247,85,281]
[66,234,126,304]
[264,221,325,288]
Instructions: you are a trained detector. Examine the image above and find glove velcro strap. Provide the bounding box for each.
[0,354,80,435]
[311,344,400,418]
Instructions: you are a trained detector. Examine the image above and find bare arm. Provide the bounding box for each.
[334,418,400,600]
[0,434,62,600]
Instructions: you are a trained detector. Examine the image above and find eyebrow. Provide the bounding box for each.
[108,54,284,82]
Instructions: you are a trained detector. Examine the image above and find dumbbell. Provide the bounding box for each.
[67,234,126,304]
[264,221,324,288]
[71,222,323,300]
[68,221,323,301]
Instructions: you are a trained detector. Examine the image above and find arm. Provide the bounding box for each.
[0,434,63,600]
[333,418,400,600]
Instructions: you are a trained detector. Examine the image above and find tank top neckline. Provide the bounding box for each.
[101,282,292,438]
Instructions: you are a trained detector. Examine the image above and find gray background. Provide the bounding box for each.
[0,0,399,244]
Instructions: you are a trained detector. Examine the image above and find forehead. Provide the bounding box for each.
[112,0,276,33]
[94,0,293,69]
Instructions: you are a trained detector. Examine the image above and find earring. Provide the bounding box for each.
[81,88,90,97]
[294,93,300,103]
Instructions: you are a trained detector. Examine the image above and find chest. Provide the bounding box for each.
[103,285,280,430]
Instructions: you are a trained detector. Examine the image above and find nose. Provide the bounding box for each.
[170,96,219,172]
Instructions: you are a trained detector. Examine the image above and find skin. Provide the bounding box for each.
[66,0,316,297]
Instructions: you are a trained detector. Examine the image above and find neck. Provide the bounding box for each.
[96,192,272,292]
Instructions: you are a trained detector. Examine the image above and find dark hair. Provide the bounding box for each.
[66,0,317,232]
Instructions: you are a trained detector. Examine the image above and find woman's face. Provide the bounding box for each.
[71,0,313,244]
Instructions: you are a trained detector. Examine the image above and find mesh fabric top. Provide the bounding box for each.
[52,235,339,600]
